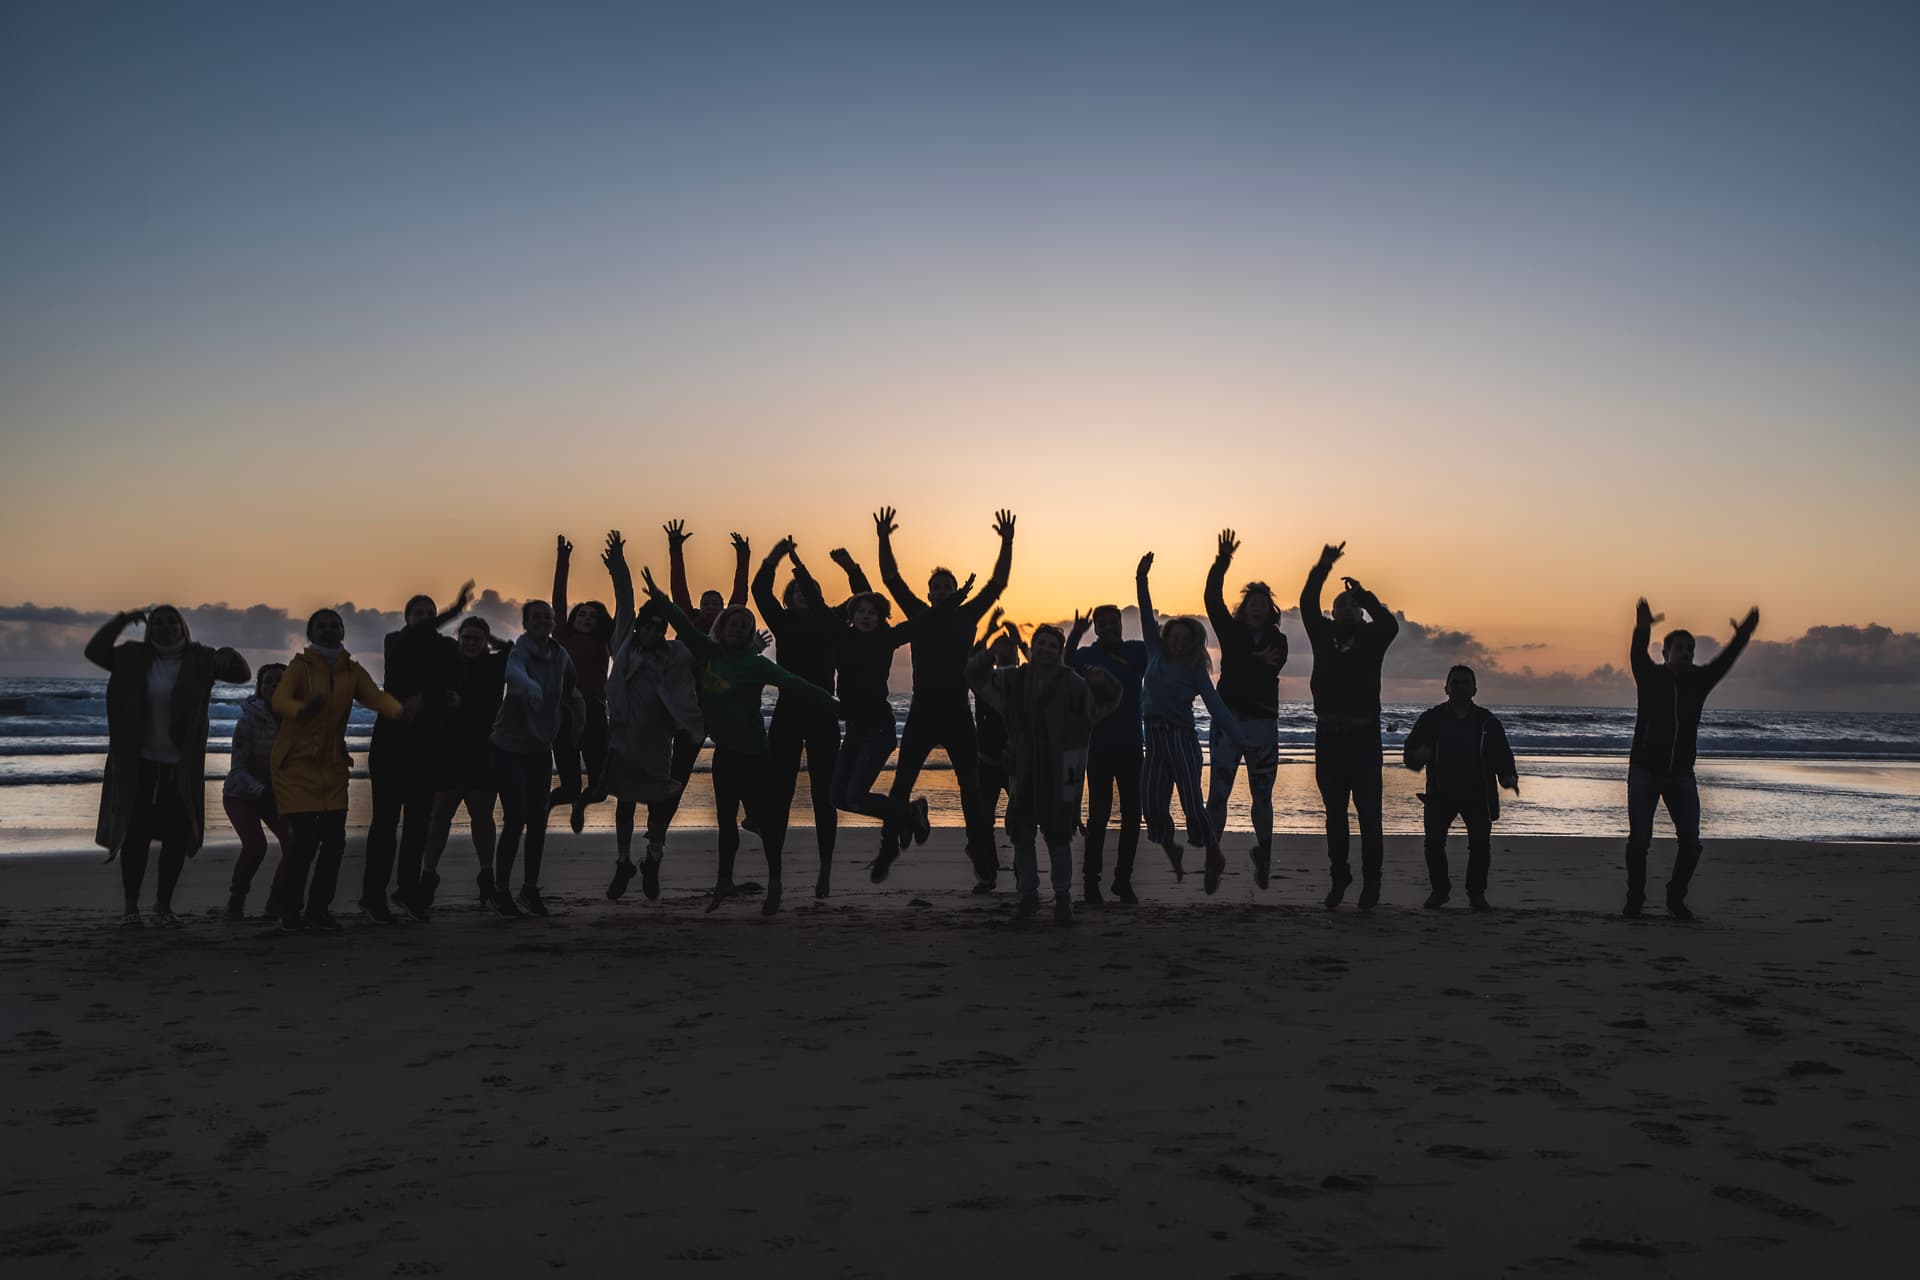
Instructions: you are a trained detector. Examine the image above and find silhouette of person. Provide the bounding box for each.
[487,599,586,919]
[1137,552,1244,896]
[271,609,416,932]
[640,566,840,916]
[1203,529,1288,888]
[872,507,1015,889]
[653,520,752,847]
[1300,542,1399,910]
[550,536,615,835]
[422,615,511,911]
[88,605,251,928]
[753,536,873,899]
[1402,665,1518,909]
[1065,604,1150,904]
[364,582,471,923]
[223,662,293,920]
[1625,598,1760,919]
[970,610,1026,858]
[601,531,703,903]
[968,625,1121,924]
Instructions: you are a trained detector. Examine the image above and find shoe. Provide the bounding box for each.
[263,897,282,918]
[362,900,396,925]
[224,893,246,922]
[1357,880,1381,911]
[1013,895,1040,921]
[870,845,899,884]
[609,859,636,900]
[760,881,783,916]
[1621,896,1644,919]
[491,889,523,919]
[570,800,586,835]
[517,885,549,918]
[1667,895,1695,922]
[154,909,182,930]
[304,910,344,932]
[389,890,409,912]
[642,849,663,901]
[1423,889,1451,910]
[400,891,431,923]
[277,913,304,933]
[1053,900,1074,926]
[1161,839,1186,881]
[1082,880,1104,907]
[1250,843,1272,890]
[119,909,145,929]
[705,883,730,914]
[1111,880,1138,906]
[1324,871,1353,910]
[1203,850,1225,896]
[911,798,932,845]
[1468,892,1491,911]
[971,862,998,894]
[477,869,496,905]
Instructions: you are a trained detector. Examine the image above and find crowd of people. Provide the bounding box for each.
[86,513,1760,931]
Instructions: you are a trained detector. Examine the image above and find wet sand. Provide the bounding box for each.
[2,832,1916,1276]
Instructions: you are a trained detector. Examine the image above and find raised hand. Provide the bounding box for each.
[1316,541,1346,571]
[664,519,690,549]
[953,572,977,603]
[988,606,1006,633]
[556,534,573,560]
[730,531,749,554]
[1733,606,1760,634]
[1636,598,1665,627]
[602,530,625,568]
[756,628,774,650]
[640,566,664,600]
[770,535,796,561]
[874,507,898,538]
[1071,606,1090,632]
[125,608,149,627]
[993,509,1016,539]
[1340,575,1365,596]
[1218,528,1238,558]
[1137,552,1154,577]
[1003,620,1022,644]
[828,546,855,567]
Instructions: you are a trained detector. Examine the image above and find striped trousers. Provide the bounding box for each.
[1143,717,1215,850]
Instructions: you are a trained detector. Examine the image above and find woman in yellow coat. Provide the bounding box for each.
[271,608,416,931]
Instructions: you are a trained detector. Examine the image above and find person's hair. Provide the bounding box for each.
[1235,580,1276,623]
[1447,663,1476,684]
[710,604,756,645]
[458,615,491,636]
[1663,628,1695,652]
[521,599,552,625]
[698,590,726,611]
[783,577,813,607]
[928,566,957,590]
[567,599,614,645]
[146,604,189,641]
[1160,616,1212,673]
[1332,589,1359,617]
[306,608,343,639]
[1032,624,1066,650]
[848,591,892,622]
[254,661,287,694]
[635,598,674,631]
[404,593,436,620]
[1091,604,1122,624]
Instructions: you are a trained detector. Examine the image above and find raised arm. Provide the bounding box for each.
[604,532,635,650]
[85,611,140,671]
[1702,607,1760,687]
[828,547,874,601]
[1300,542,1343,644]
[752,654,840,715]
[1205,529,1237,641]
[352,662,408,720]
[664,520,694,613]
[1065,608,1092,655]
[640,565,717,659]
[958,509,1016,624]
[964,647,1007,713]
[787,550,830,611]
[1136,553,1160,657]
[1342,576,1399,646]
[434,580,476,631]
[552,536,572,624]
[751,540,788,627]
[728,532,751,607]
[874,506,927,618]
[1630,598,1661,678]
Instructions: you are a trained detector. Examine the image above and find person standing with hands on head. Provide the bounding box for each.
[1065,603,1149,904]
[1203,529,1288,890]
[549,535,615,836]
[1624,598,1759,920]
[1300,541,1399,910]
[88,605,251,929]
[1403,665,1518,910]
[1137,552,1243,896]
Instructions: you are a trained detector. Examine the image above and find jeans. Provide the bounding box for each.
[1625,765,1703,901]
[281,809,349,920]
[552,698,609,802]
[492,745,554,891]
[832,718,914,836]
[224,792,293,898]
[768,700,840,864]
[886,694,990,871]
[1422,791,1492,896]
[363,764,435,907]
[713,746,779,887]
[1206,713,1279,848]
[1083,742,1142,887]
[1006,792,1074,904]
[1314,721,1384,882]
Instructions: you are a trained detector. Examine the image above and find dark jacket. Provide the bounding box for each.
[1299,564,1398,722]
[1629,618,1751,774]
[1065,632,1148,753]
[1403,702,1517,820]
[752,549,873,694]
[967,654,1121,837]
[1206,554,1287,719]
[371,624,457,782]
[880,527,1013,700]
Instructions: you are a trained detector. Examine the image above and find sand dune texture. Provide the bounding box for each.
[2,833,1916,1277]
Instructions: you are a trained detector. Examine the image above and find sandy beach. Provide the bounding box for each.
[2,830,1916,1277]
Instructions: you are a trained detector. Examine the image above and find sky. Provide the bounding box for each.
[3,2,1918,704]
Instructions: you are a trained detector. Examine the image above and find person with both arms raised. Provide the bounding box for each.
[1065,603,1150,905]
[549,536,615,836]
[1300,541,1399,911]
[1624,597,1759,920]
[1203,529,1288,890]
[872,506,1016,890]
[1403,665,1519,911]
[653,519,752,848]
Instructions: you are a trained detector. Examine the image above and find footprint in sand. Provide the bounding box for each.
[1712,1185,1839,1230]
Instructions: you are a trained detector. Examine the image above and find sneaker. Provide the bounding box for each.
[1203,850,1225,896]
[517,885,549,918]
[154,909,182,930]
[1621,896,1644,919]
[971,866,997,895]
[1082,880,1105,907]
[477,869,496,905]
[263,897,283,918]
[1053,899,1074,926]
[1111,880,1138,906]
[1013,895,1040,921]
[1424,889,1451,909]
[118,910,144,929]
[491,889,524,919]
[400,892,431,924]
[362,900,396,925]
[224,893,246,922]
[389,890,409,912]
[570,800,587,835]
[609,859,637,901]
[1666,895,1695,922]
[1324,870,1353,910]
[760,881,783,917]
[277,913,304,933]
[1250,843,1272,890]
[1357,880,1381,911]
[642,848,663,901]
[1468,892,1491,911]
[304,910,344,932]
[1161,839,1186,881]
[870,845,899,884]
[910,798,932,846]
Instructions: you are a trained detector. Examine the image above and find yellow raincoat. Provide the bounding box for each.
[270,648,405,814]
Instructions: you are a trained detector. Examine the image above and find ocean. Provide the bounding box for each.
[3,676,1917,852]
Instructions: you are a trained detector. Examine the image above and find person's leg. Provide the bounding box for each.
[710,748,742,902]
[806,712,840,894]
[493,747,530,895]
[424,789,460,872]
[1244,720,1279,852]
[362,762,403,911]
[279,812,319,924]
[1043,829,1075,914]
[225,795,269,897]
[1314,728,1355,903]
[466,788,498,887]
[1141,723,1177,850]
[1623,765,1658,915]
[581,699,610,798]
[307,810,351,921]
[1006,795,1040,905]
[262,809,295,914]
[765,703,807,858]
[1113,744,1143,892]
[647,733,701,846]
[1462,801,1493,903]
[153,779,192,915]
[941,703,993,879]
[396,778,435,903]
[1083,747,1116,890]
[1663,771,1703,916]
[550,725,583,807]
[1351,729,1386,900]
[747,751,785,912]
[519,754,556,892]
[1205,732,1243,850]
[614,799,637,860]
[1422,794,1456,903]
[881,705,936,859]
[119,763,159,914]
[1170,727,1223,891]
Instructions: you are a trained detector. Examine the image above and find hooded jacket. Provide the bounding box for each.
[491,634,586,755]
[1299,563,1399,724]
[659,599,836,753]
[967,652,1121,837]
[88,612,251,860]
[1402,701,1517,820]
[270,648,405,814]
[1206,554,1288,720]
[1628,616,1752,774]
[223,694,280,801]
